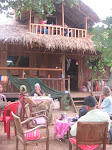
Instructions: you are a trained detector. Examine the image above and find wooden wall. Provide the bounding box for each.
[0,44,7,75]
[1,44,111,92]
[79,56,110,90]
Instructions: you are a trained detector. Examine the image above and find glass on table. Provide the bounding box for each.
[34,93,38,98]
[67,117,72,123]
[48,94,51,98]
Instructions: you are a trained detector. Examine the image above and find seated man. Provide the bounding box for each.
[79,105,88,118]
[31,83,45,96]
[70,96,111,137]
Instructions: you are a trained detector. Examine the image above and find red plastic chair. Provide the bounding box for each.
[0,102,19,139]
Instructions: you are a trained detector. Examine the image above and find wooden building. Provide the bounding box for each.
[0,1,110,99]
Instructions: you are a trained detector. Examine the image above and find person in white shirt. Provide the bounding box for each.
[70,96,111,137]
[98,86,112,116]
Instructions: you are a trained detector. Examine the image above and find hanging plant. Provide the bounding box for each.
[66,58,71,71]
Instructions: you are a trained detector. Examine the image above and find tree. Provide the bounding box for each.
[0,0,79,18]
[86,17,112,80]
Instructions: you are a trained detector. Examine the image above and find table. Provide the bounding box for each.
[54,118,74,139]
[31,96,55,124]
[31,96,55,108]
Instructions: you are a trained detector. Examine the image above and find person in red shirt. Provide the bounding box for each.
[38,19,48,34]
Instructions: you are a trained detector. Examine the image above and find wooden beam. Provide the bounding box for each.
[73,4,95,23]
[15,56,21,67]
[29,8,32,32]
[57,9,76,27]
[0,67,63,71]
[7,50,96,57]
[62,3,64,27]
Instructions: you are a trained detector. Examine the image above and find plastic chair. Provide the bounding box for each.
[11,112,49,150]
[69,121,108,150]
[0,102,19,139]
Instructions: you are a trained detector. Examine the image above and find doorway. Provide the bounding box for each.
[65,59,78,91]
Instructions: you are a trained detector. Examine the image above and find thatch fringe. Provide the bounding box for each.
[0,20,96,54]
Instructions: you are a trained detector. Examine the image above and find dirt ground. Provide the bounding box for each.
[0,108,112,150]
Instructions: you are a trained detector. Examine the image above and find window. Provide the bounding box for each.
[46,17,56,25]
[7,56,29,67]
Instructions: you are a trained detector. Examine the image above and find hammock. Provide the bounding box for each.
[7,72,66,99]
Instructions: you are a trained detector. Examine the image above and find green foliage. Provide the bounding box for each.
[85,56,106,81]
[87,17,112,80]
[88,17,112,69]
[62,96,70,106]
[0,0,79,18]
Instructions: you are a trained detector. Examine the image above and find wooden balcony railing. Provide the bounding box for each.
[31,23,87,38]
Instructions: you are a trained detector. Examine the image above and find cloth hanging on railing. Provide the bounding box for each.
[0,75,8,82]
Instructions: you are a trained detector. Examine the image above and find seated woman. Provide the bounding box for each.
[0,84,7,111]
[31,83,45,96]
[18,85,53,123]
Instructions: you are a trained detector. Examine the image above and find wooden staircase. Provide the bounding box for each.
[69,92,92,113]
[69,91,102,113]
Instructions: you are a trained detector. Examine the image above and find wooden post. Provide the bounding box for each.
[22,70,24,78]
[85,17,88,30]
[68,75,70,93]
[29,8,32,32]
[85,17,88,37]
[62,3,64,27]
[78,56,81,90]
[62,54,65,92]
[91,77,93,95]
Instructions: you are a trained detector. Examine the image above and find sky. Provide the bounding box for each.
[82,0,112,20]
[0,0,112,20]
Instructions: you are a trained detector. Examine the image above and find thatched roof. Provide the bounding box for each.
[0,19,96,54]
[20,0,100,29]
[56,0,100,28]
